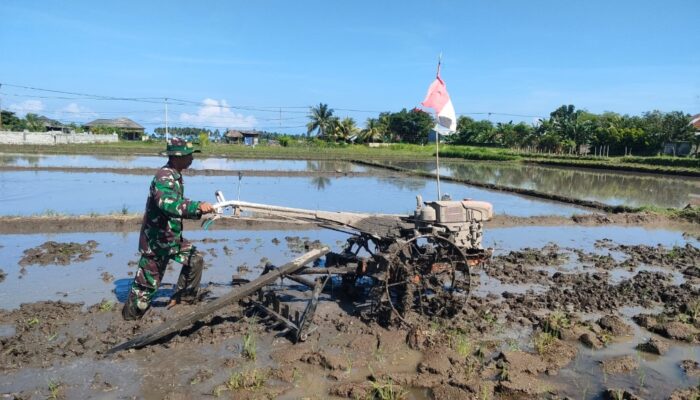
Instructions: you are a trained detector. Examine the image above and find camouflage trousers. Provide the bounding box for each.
[128,242,204,310]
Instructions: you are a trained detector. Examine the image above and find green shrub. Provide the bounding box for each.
[439,147,518,161]
[621,156,700,168]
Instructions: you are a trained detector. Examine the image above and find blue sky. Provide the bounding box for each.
[1,0,698,134]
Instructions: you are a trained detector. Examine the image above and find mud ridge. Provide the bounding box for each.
[0,165,384,177]
[3,211,698,235]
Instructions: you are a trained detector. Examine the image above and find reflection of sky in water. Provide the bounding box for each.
[0,229,346,310]
[609,265,686,285]
[553,304,700,398]
[0,171,589,217]
[388,160,700,208]
[2,225,694,311]
[486,226,698,254]
[0,153,367,172]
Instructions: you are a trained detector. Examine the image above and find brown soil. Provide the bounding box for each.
[680,360,700,377]
[1,236,699,398]
[600,355,640,374]
[4,211,700,236]
[18,240,99,266]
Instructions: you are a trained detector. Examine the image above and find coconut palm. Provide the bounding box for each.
[335,117,358,142]
[360,118,383,143]
[306,103,335,138]
[25,113,45,132]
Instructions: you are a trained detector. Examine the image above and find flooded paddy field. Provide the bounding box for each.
[0,170,588,217]
[1,221,699,399]
[0,153,369,173]
[386,160,700,209]
[1,155,699,399]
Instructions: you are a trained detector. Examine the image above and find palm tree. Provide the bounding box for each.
[25,113,45,132]
[306,103,335,138]
[335,117,358,142]
[360,118,384,143]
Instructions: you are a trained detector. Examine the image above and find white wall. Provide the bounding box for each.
[0,131,119,145]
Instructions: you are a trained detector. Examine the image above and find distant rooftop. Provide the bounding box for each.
[225,129,258,137]
[84,117,144,130]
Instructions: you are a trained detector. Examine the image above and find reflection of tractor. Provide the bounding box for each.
[109,192,493,353]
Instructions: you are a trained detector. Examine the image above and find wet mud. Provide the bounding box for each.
[1,233,699,399]
[18,240,99,266]
[3,211,700,236]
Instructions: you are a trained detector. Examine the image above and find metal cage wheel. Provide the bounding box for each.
[384,234,471,325]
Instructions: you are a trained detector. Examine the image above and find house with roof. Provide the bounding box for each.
[224,129,259,146]
[224,129,243,144]
[84,118,145,140]
[35,115,68,132]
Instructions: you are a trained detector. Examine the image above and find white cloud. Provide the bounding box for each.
[179,99,256,129]
[8,100,44,115]
[58,103,98,119]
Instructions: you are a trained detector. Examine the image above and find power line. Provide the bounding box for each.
[1,82,549,127]
[0,83,310,113]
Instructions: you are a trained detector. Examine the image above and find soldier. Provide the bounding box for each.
[122,137,215,320]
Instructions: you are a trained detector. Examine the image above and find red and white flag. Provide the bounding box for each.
[421,64,457,133]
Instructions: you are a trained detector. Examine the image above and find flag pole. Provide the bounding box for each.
[436,125,441,200]
[435,55,442,201]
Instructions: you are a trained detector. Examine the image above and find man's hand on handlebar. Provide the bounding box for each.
[198,202,215,214]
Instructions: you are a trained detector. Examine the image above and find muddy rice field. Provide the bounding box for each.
[1,153,699,399]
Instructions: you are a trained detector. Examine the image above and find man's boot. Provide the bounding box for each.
[170,251,204,306]
[122,291,148,321]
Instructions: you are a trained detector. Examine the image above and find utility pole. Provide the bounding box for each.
[0,83,3,131]
[165,98,169,140]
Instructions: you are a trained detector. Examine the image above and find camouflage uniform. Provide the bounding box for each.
[124,138,204,318]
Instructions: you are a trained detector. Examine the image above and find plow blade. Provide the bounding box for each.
[108,247,329,354]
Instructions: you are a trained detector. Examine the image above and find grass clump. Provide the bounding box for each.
[99,300,115,312]
[212,368,267,396]
[533,331,557,355]
[370,378,406,400]
[448,330,472,357]
[47,379,61,399]
[440,146,518,161]
[639,205,700,224]
[227,368,267,390]
[241,330,257,360]
[543,311,571,338]
[497,360,509,381]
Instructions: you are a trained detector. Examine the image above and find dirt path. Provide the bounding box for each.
[0,165,386,177]
[2,212,699,236]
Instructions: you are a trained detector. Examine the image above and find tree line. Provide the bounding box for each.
[3,104,697,157]
[306,103,698,156]
[0,111,84,133]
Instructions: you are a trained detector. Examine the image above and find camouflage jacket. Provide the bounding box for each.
[138,165,201,257]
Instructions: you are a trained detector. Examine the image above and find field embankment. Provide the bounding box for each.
[1,142,698,176]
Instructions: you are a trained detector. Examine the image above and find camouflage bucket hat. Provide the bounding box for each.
[160,137,201,156]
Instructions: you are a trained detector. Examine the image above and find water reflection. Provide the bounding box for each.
[306,160,357,173]
[0,153,368,172]
[377,175,427,192]
[389,160,700,208]
[0,171,588,217]
[310,176,331,190]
